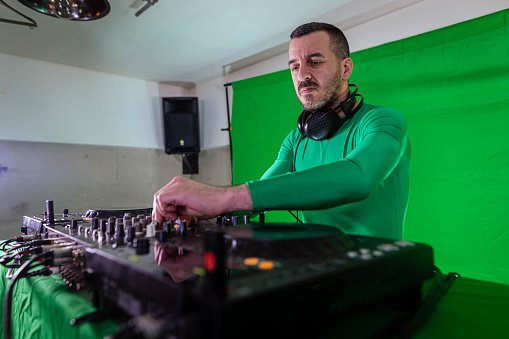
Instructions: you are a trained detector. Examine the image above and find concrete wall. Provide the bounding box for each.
[0,140,230,235]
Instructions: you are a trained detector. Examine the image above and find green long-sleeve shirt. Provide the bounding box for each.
[246,103,410,239]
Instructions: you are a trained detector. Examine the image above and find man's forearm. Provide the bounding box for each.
[223,184,253,212]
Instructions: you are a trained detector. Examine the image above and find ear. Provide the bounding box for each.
[342,58,353,80]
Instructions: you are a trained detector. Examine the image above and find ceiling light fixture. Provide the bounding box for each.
[0,0,37,28]
[17,0,111,21]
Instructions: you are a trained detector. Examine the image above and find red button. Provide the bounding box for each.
[204,251,217,273]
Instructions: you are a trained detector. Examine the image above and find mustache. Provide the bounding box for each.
[299,80,319,91]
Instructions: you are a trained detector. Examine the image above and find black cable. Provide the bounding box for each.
[0,238,16,251]
[21,266,53,278]
[1,235,40,252]
[0,245,44,267]
[3,252,52,339]
[288,210,302,223]
[2,244,29,255]
[4,239,53,254]
[0,253,22,267]
[287,135,308,223]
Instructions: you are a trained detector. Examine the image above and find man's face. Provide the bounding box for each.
[289,31,349,112]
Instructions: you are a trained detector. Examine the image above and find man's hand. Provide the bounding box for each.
[152,176,252,224]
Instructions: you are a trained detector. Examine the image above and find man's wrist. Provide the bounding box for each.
[224,184,253,212]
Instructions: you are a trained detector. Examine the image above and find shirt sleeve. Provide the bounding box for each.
[246,107,408,212]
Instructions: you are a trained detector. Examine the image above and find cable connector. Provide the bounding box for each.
[13,234,40,243]
[49,247,74,266]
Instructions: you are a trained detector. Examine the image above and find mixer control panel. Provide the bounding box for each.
[16,200,435,339]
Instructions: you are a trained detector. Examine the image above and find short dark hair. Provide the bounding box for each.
[290,22,350,61]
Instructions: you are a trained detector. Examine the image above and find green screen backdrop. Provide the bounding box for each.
[230,9,509,285]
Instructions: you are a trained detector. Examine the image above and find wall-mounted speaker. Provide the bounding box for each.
[162,97,200,154]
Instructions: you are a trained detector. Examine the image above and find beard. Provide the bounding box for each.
[298,67,343,112]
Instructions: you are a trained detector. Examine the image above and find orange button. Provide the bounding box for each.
[243,257,259,266]
[258,261,275,270]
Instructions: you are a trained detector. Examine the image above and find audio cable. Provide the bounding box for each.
[2,247,75,339]
[2,238,57,254]
[0,243,74,268]
[288,135,307,223]
[0,239,65,267]
[0,234,40,251]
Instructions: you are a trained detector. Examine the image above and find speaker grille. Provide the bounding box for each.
[162,97,200,154]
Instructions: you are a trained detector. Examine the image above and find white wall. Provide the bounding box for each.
[0,53,189,149]
[0,0,507,150]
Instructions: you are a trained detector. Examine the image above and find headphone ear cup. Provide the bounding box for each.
[304,110,343,141]
[297,110,310,136]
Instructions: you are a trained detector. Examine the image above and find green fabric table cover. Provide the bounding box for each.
[0,260,117,339]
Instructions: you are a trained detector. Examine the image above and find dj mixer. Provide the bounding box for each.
[13,200,435,338]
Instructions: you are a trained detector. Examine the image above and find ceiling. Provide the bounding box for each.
[0,0,424,86]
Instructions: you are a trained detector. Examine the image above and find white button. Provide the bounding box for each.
[360,254,373,260]
[359,248,371,255]
[395,240,415,247]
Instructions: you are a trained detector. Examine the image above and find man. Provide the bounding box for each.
[153,22,410,239]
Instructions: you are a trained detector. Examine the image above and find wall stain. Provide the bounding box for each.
[12,202,30,215]
[0,165,8,176]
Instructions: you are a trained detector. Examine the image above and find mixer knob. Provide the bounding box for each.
[63,209,69,217]
[232,216,239,226]
[46,200,55,225]
[146,223,156,238]
[156,230,167,243]
[163,221,172,233]
[116,219,124,240]
[141,218,148,230]
[99,219,107,234]
[91,218,99,230]
[125,226,136,245]
[180,220,187,236]
[134,222,144,238]
[70,219,78,230]
[259,212,265,224]
[243,215,250,224]
[107,217,116,237]
[124,219,132,232]
[134,237,150,255]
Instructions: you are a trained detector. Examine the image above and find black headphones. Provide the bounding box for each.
[297,84,364,141]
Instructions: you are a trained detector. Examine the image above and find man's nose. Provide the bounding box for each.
[297,65,312,82]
